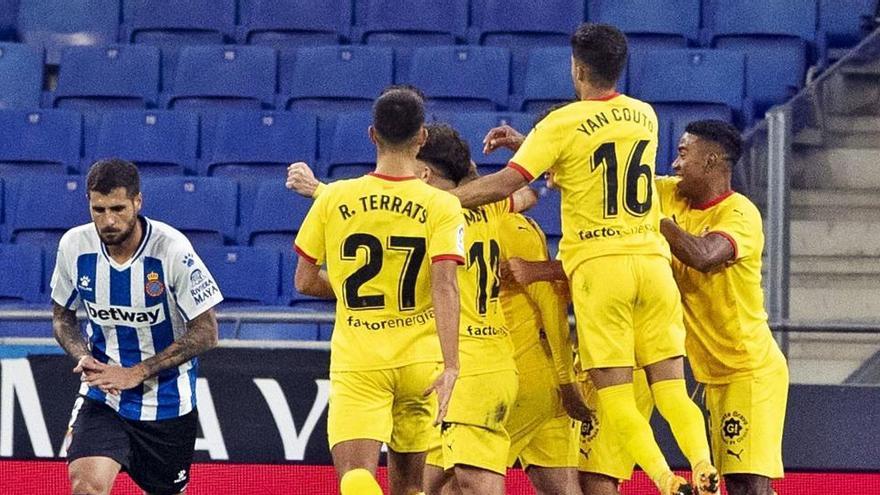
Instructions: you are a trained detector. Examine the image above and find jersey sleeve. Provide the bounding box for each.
[710,199,763,262]
[293,190,329,265]
[654,176,681,216]
[526,280,575,385]
[170,242,224,321]
[428,193,465,264]
[508,116,566,182]
[50,235,80,310]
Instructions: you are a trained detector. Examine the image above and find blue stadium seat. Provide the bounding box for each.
[279,46,392,111]
[17,0,120,65]
[164,45,277,110]
[140,177,238,249]
[588,0,699,48]
[0,109,81,176]
[202,111,317,179]
[4,176,90,247]
[354,0,467,45]
[242,180,313,249]
[0,43,43,109]
[526,184,561,238]
[431,111,534,173]
[238,323,319,340]
[281,250,336,308]
[124,0,235,47]
[819,0,875,62]
[42,244,57,296]
[705,0,817,117]
[0,244,42,303]
[89,110,199,176]
[406,46,510,111]
[629,49,747,123]
[0,178,4,235]
[516,47,578,113]
[54,45,161,109]
[319,111,374,179]
[238,0,351,47]
[199,246,281,305]
[0,0,18,41]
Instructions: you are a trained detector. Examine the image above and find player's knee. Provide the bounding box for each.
[69,472,112,495]
[578,472,620,495]
[724,473,772,495]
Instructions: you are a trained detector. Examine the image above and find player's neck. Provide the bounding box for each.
[691,179,733,209]
[374,150,418,178]
[105,217,144,264]
[577,84,618,101]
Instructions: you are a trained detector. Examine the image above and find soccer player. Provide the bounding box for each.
[293,88,464,495]
[452,23,719,495]
[51,158,223,495]
[656,120,789,495]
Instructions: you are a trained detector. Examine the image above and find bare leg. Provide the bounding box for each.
[453,465,504,495]
[388,448,427,495]
[331,439,382,494]
[526,466,581,495]
[725,474,774,495]
[423,463,454,495]
[69,456,121,495]
[578,472,621,495]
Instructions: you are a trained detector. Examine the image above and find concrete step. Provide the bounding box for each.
[793,147,880,189]
[786,332,880,384]
[790,189,880,221]
[789,255,880,274]
[790,219,880,256]
[826,116,880,133]
[790,282,880,320]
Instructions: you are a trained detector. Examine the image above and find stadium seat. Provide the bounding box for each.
[238,0,352,47]
[54,45,161,109]
[0,0,18,41]
[198,246,281,305]
[0,42,43,109]
[201,111,317,179]
[430,112,534,173]
[819,0,875,62]
[241,180,313,249]
[470,0,583,94]
[527,184,561,238]
[705,0,817,117]
[0,244,42,303]
[0,109,82,176]
[318,111,374,179]
[516,47,580,113]
[124,0,235,46]
[354,0,467,46]
[164,45,277,109]
[4,176,90,247]
[279,46,393,111]
[629,49,747,123]
[588,0,699,48]
[140,177,238,249]
[89,110,199,176]
[17,0,120,65]
[281,250,336,308]
[0,178,4,233]
[238,323,319,340]
[406,46,510,111]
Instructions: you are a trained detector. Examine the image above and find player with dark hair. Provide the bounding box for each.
[293,88,464,495]
[53,158,223,495]
[657,120,788,495]
[452,22,719,495]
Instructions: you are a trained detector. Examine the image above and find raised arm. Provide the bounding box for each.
[660,218,734,273]
[451,167,529,209]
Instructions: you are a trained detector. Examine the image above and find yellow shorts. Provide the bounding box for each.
[578,368,654,480]
[571,255,686,369]
[705,365,788,478]
[506,366,578,469]
[327,361,441,452]
[425,370,518,474]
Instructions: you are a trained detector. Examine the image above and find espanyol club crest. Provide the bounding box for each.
[145,271,165,297]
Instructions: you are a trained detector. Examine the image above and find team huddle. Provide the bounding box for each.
[48,22,787,495]
[290,23,788,495]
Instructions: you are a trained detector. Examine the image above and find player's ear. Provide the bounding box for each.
[416,126,428,147]
[133,192,143,213]
[368,125,378,146]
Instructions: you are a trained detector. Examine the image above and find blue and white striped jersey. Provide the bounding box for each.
[51,216,224,421]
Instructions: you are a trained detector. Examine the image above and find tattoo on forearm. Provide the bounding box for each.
[52,303,89,360]
[140,310,218,378]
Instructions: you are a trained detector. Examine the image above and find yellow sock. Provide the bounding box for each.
[651,379,712,467]
[340,468,383,495]
[597,382,671,483]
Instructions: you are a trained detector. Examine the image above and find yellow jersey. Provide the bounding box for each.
[509,95,670,276]
[458,199,517,376]
[295,173,465,372]
[656,177,786,384]
[498,212,574,384]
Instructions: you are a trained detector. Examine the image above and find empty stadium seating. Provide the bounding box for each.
[124,0,236,47]
[0,42,42,109]
[430,111,534,172]
[17,0,120,65]
[354,0,468,46]
[4,175,90,247]
[241,180,312,249]
[88,110,199,175]
[238,0,352,47]
[0,0,18,41]
[0,244,42,303]
[527,184,561,239]
[139,177,238,249]
[0,109,81,175]
[819,0,876,62]
[54,45,161,109]
[199,246,281,305]
[588,0,700,49]
[406,46,510,111]
[318,110,375,179]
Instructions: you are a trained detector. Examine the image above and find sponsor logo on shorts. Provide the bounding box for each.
[720,410,749,446]
[174,469,188,484]
[579,411,599,443]
[726,448,744,462]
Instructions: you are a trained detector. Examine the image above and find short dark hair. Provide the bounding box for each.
[380,84,426,101]
[86,158,140,198]
[372,86,425,146]
[685,120,743,164]
[417,124,472,185]
[570,23,627,89]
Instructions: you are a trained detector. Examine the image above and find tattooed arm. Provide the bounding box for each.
[53,302,89,361]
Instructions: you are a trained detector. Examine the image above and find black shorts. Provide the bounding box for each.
[66,396,198,495]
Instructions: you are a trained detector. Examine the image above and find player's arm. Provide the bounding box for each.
[294,256,335,298]
[287,161,324,199]
[660,218,734,273]
[52,301,105,377]
[425,259,461,424]
[509,186,538,213]
[451,167,529,209]
[508,258,566,285]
